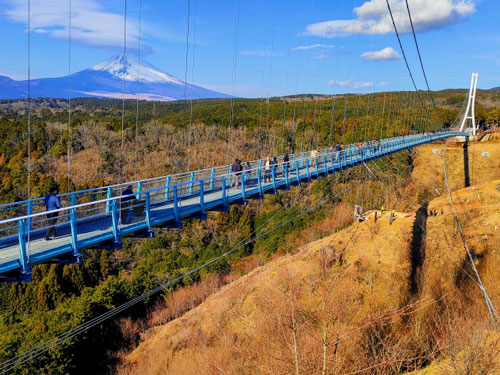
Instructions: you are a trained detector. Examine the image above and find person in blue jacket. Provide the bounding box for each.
[45,186,62,240]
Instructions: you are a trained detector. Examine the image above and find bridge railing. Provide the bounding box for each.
[0,142,362,221]
[0,135,389,218]
[0,131,466,278]
[0,131,445,226]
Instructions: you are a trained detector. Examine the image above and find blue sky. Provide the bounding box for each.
[0,0,498,97]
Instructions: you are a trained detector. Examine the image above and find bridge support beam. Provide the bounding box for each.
[69,208,82,264]
[17,219,32,282]
[464,135,471,188]
[173,185,182,226]
[100,200,123,249]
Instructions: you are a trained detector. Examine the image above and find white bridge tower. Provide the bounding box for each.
[459,72,478,135]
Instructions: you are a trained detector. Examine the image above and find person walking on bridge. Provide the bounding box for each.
[264,155,271,183]
[121,185,136,224]
[311,149,318,167]
[243,161,252,182]
[335,144,341,162]
[44,186,62,240]
[230,158,242,188]
[282,153,290,176]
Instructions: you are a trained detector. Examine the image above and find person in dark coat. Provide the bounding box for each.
[121,185,135,224]
[45,186,62,240]
[334,144,341,162]
[230,159,242,188]
[282,153,290,176]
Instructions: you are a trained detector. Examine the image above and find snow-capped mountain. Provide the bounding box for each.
[0,54,229,101]
[91,53,184,85]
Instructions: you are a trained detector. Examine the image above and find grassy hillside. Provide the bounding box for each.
[118,138,500,374]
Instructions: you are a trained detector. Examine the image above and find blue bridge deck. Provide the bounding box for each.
[0,132,466,281]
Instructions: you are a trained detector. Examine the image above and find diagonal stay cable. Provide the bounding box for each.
[442,139,499,325]
[404,0,440,124]
[385,0,431,126]
[404,0,432,101]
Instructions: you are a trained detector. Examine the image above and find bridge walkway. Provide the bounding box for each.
[0,132,466,281]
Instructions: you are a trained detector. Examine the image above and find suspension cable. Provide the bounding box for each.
[227,0,241,164]
[280,22,293,154]
[257,17,268,158]
[329,94,336,146]
[67,0,72,192]
[187,0,198,170]
[26,0,32,253]
[343,92,350,144]
[404,0,438,114]
[265,11,276,155]
[290,43,302,153]
[182,0,191,169]
[134,0,142,181]
[385,0,431,125]
[120,0,128,184]
[379,92,386,140]
[442,139,499,325]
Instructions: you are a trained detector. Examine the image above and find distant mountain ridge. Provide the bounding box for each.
[0,54,230,101]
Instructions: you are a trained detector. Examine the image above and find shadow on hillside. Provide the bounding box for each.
[409,202,429,295]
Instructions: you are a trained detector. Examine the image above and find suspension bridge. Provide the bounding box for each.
[0,131,467,281]
[1,0,494,373]
[0,0,478,284]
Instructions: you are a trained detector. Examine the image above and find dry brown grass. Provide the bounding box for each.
[115,140,500,375]
[116,209,421,374]
[406,140,500,201]
[147,274,228,328]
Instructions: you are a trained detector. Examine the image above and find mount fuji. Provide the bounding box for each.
[0,54,230,101]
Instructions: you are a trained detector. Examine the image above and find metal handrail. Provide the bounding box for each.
[0,132,432,210]
[0,131,459,225]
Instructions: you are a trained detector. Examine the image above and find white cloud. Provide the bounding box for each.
[1,0,151,52]
[303,0,477,37]
[328,79,352,87]
[353,81,374,89]
[240,50,284,57]
[361,47,400,60]
[314,53,331,59]
[328,79,391,90]
[293,44,334,51]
